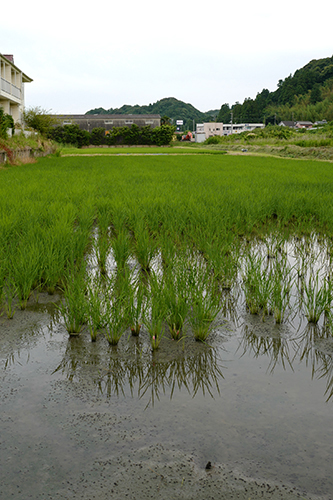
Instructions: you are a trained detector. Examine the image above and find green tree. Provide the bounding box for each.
[161,115,172,125]
[23,107,59,136]
[217,103,230,123]
[310,84,322,105]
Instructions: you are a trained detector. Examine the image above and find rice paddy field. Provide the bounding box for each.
[1,149,333,499]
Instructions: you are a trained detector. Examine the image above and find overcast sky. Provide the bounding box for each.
[2,0,332,114]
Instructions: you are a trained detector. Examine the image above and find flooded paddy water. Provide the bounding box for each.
[1,236,333,500]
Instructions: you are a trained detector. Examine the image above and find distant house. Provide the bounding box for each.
[279,121,296,128]
[53,114,161,132]
[0,53,33,124]
[295,121,313,129]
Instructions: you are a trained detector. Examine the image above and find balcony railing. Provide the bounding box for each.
[0,78,21,99]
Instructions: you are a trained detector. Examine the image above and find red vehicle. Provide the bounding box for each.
[181,131,193,141]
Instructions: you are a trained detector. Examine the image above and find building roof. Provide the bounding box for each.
[0,53,33,83]
[279,121,295,127]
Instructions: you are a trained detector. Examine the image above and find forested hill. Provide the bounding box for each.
[217,56,333,124]
[86,97,219,130]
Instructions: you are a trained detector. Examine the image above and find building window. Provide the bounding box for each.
[125,120,133,125]
[63,120,72,125]
[104,120,113,124]
[145,120,154,124]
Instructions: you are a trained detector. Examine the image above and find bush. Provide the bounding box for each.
[0,108,14,139]
[50,124,90,148]
[90,127,106,146]
[23,107,59,136]
[205,135,222,145]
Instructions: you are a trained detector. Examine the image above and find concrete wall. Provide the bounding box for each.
[0,146,55,165]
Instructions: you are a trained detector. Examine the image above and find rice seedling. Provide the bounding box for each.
[299,268,332,324]
[70,202,95,269]
[158,231,176,273]
[41,230,68,295]
[3,279,17,319]
[94,230,111,277]
[58,265,87,335]
[111,229,131,274]
[9,238,41,310]
[132,220,157,274]
[128,280,147,336]
[85,276,106,341]
[143,271,167,350]
[203,235,240,291]
[0,256,5,312]
[269,255,294,324]
[103,292,129,346]
[188,263,221,342]
[242,250,272,317]
[163,260,190,339]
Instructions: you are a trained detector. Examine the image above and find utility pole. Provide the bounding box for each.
[231,111,233,135]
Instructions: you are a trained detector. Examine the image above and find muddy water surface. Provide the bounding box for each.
[1,292,333,500]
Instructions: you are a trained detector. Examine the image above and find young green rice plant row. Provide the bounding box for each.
[2,153,333,345]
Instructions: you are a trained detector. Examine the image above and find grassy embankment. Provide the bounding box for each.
[171,123,333,162]
[0,131,56,165]
[1,153,333,347]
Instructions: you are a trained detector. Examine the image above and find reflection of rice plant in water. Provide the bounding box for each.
[58,265,87,335]
[240,325,293,373]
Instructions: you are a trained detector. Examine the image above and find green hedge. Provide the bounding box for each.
[49,123,176,147]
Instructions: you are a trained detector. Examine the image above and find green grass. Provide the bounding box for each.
[60,145,227,156]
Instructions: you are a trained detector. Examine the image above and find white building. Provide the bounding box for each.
[222,123,264,135]
[196,122,265,141]
[196,123,224,142]
[0,54,33,125]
